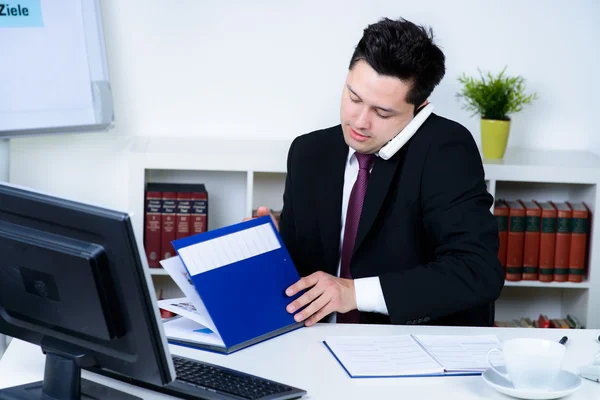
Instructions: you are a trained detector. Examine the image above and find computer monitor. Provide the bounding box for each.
[0,183,176,399]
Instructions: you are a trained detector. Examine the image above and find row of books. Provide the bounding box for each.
[495,199,589,282]
[494,314,584,329]
[144,183,208,268]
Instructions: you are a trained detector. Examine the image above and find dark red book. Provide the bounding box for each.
[535,201,557,282]
[144,187,162,268]
[160,190,177,260]
[158,289,175,319]
[537,314,551,328]
[567,202,589,282]
[190,184,208,234]
[519,200,541,280]
[551,201,572,282]
[505,200,525,281]
[176,191,192,239]
[494,200,509,270]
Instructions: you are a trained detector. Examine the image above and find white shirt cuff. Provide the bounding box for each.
[354,277,389,315]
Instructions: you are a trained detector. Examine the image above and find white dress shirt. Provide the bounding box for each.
[331,148,389,322]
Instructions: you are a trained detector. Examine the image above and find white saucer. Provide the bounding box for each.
[482,367,582,399]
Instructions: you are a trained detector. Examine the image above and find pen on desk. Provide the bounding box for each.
[559,336,568,345]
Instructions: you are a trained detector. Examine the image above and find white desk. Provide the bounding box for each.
[1,324,599,399]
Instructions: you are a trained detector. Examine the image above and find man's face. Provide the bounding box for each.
[340,60,418,154]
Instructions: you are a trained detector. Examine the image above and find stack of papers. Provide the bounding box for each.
[158,256,224,348]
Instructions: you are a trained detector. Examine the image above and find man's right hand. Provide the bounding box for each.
[242,206,279,231]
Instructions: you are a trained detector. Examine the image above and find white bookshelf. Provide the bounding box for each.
[129,138,600,329]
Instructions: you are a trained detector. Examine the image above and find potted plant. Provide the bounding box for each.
[456,67,537,159]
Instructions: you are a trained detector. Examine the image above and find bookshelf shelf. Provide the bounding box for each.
[149,268,170,276]
[129,139,600,329]
[503,280,591,289]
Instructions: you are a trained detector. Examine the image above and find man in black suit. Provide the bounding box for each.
[256,17,504,327]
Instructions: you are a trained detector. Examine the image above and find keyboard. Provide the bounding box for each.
[159,355,307,400]
[97,354,306,400]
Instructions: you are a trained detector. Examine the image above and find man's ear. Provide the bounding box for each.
[413,100,429,116]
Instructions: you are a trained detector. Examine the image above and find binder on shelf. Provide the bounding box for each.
[494,200,508,270]
[567,202,589,282]
[158,216,304,354]
[519,200,541,280]
[535,201,557,282]
[551,201,572,282]
[505,200,525,281]
[190,184,209,235]
[144,187,162,268]
[175,191,192,240]
[161,188,177,260]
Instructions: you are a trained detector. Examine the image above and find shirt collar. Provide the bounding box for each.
[346,147,356,167]
[346,147,379,167]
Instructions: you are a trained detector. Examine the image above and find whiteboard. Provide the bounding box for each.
[0,0,113,137]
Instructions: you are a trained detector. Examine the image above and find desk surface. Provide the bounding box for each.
[1,324,600,399]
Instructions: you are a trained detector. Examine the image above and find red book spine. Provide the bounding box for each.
[191,190,208,234]
[567,202,589,282]
[520,200,541,280]
[160,191,177,260]
[176,192,192,239]
[505,201,525,281]
[551,202,572,282]
[537,314,551,328]
[144,190,162,268]
[536,201,557,282]
[158,289,175,319]
[494,200,509,270]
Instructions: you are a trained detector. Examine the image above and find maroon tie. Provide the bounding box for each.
[337,152,375,324]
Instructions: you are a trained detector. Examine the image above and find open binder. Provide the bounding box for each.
[158,216,304,354]
[323,334,503,378]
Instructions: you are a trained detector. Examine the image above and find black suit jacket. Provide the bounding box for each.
[279,114,504,327]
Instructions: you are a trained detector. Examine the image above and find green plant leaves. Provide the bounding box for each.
[456,66,537,120]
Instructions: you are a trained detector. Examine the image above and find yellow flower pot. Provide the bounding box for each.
[481,119,510,159]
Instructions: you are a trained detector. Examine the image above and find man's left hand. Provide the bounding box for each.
[285,271,356,326]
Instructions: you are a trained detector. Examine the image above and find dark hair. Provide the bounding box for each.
[349,17,446,107]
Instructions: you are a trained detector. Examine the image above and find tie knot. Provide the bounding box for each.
[355,152,375,170]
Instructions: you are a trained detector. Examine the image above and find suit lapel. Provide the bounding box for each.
[317,127,348,275]
[353,151,402,256]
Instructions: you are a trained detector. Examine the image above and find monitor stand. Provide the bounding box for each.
[0,339,140,400]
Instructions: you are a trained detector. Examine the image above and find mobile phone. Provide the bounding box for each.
[378,103,434,160]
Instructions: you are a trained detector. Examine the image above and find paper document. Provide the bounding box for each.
[157,298,209,329]
[324,334,503,378]
[325,335,443,377]
[412,334,503,372]
[159,256,220,336]
[162,317,226,348]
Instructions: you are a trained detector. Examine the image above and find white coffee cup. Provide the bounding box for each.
[486,338,566,392]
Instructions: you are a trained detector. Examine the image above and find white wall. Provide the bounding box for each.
[9,0,600,210]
